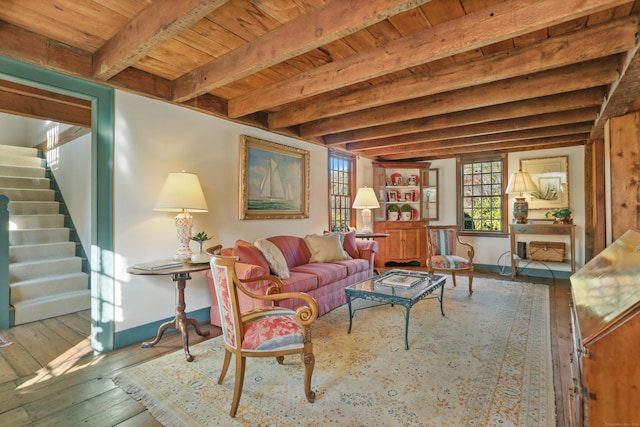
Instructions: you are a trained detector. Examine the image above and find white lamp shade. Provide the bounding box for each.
[505,170,537,196]
[352,187,380,209]
[155,171,208,212]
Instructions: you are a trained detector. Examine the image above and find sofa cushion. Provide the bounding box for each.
[291,262,348,286]
[233,240,269,271]
[255,238,290,279]
[267,235,312,268]
[279,271,318,293]
[330,258,370,276]
[304,233,350,263]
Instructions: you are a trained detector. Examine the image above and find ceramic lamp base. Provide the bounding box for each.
[513,197,529,224]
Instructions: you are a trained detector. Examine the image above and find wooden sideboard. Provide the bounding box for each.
[568,229,640,426]
[509,222,575,278]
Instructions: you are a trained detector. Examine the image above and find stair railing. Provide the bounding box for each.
[0,194,9,330]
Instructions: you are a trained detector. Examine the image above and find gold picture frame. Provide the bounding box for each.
[520,156,569,210]
[239,135,310,220]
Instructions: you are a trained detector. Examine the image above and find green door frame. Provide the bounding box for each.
[0,56,115,352]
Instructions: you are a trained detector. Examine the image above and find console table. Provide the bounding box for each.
[127,262,210,362]
[509,222,576,279]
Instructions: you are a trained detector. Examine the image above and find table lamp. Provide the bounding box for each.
[155,171,208,261]
[352,187,380,234]
[505,169,537,224]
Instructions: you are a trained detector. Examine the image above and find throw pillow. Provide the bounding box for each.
[233,240,269,271]
[304,233,351,263]
[254,238,290,279]
[342,230,359,259]
[323,230,359,259]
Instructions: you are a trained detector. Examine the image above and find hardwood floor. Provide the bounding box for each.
[0,273,572,426]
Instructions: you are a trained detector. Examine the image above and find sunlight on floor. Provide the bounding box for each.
[17,336,105,390]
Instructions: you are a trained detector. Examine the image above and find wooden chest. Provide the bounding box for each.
[530,241,565,262]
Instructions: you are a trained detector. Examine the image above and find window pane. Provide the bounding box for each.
[329,152,354,232]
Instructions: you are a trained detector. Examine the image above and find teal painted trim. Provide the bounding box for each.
[0,56,115,352]
[42,159,91,277]
[474,263,572,280]
[114,308,211,349]
[0,195,9,330]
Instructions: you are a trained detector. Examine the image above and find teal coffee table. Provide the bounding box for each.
[345,270,446,350]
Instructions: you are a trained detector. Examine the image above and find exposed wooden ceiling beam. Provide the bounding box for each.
[270,16,637,129]
[0,22,92,77]
[358,122,593,158]
[302,57,618,137]
[346,107,598,151]
[376,134,589,161]
[324,88,605,145]
[172,0,432,102]
[227,0,630,118]
[591,34,640,139]
[93,0,229,81]
[0,89,91,126]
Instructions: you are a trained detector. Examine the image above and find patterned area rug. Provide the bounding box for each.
[113,276,555,426]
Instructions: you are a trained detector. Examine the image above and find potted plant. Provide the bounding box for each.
[190,231,212,263]
[387,204,400,221]
[400,204,413,221]
[545,207,572,224]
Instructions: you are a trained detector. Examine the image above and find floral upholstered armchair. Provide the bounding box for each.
[209,255,319,417]
[425,225,475,294]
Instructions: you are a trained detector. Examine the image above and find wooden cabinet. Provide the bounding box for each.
[372,162,434,267]
[374,220,426,267]
[568,229,640,426]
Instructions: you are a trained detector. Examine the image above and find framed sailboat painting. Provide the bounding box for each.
[239,135,310,219]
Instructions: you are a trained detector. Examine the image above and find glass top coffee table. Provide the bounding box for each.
[345,270,446,350]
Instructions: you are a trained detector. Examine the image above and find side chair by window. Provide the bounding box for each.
[209,254,319,417]
[425,225,475,294]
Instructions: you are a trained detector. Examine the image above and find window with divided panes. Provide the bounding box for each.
[328,152,355,232]
[459,156,507,233]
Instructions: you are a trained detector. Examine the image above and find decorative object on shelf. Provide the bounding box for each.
[545,207,573,224]
[155,171,209,261]
[190,231,212,263]
[387,203,399,221]
[505,169,538,224]
[400,204,413,221]
[239,135,309,220]
[520,156,569,210]
[352,187,380,233]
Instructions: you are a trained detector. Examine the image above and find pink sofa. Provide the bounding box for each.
[205,233,378,326]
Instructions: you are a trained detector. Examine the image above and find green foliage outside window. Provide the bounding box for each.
[461,159,504,232]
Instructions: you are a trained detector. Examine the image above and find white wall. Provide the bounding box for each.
[114,90,330,331]
[0,113,43,146]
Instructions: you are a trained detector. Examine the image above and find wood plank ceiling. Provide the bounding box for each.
[1,0,639,161]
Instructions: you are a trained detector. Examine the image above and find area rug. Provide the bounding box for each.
[113,276,555,426]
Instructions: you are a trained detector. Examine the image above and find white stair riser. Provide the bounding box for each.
[0,145,38,157]
[10,242,76,262]
[9,228,70,245]
[12,290,91,326]
[0,165,45,179]
[1,188,55,201]
[10,272,88,302]
[10,214,64,229]
[0,176,50,189]
[0,154,43,168]
[10,257,83,282]
[8,201,60,215]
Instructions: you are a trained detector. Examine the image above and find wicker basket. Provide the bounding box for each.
[530,241,565,262]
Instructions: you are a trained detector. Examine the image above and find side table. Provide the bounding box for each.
[127,262,211,362]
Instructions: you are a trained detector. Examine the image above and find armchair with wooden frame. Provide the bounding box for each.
[209,254,319,417]
[425,225,475,294]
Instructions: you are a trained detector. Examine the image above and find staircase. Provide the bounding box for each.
[1,144,90,325]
